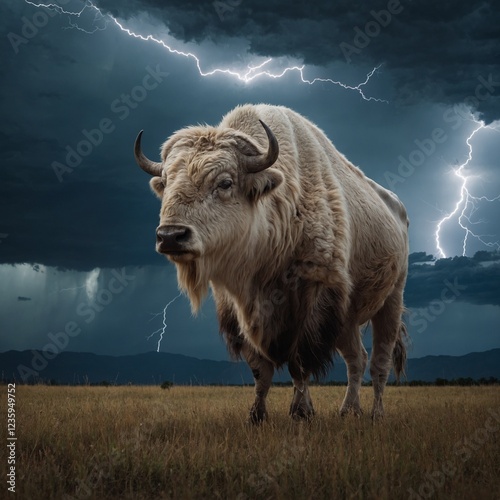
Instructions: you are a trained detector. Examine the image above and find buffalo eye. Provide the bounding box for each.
[217,179,232,190]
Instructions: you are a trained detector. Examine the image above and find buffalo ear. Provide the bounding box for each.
[149,177,165,199]
[244,168,284,202]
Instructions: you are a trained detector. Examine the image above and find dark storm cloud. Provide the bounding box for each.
[0,128,162,271]
[0,1,177,271]
[2,0,389,272]
[95,0,500,122]
[17,296,32,301]
[1,0,498,277]
[408,252,435,265]
[405,252,500,307]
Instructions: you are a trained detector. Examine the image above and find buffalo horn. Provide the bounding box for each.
[134,130,163,176]
[242,120,279,173]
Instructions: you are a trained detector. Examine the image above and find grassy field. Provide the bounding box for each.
[2,384,499,499]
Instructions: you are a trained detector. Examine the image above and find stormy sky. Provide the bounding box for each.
[1,0,499,362]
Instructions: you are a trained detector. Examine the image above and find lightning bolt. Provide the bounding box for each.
[24,1,386,101]
[147,292,182,352]
[24,0,108,33]
[435,116,500,258]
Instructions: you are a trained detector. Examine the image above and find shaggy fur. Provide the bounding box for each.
[143,104,409,421]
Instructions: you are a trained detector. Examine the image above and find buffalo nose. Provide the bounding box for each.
[156,225,191,253]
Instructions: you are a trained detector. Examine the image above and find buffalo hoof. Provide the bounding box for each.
[371,400,385,421]
[339,405,363,418]
[249,403,267,425]
[289,403,315,422]
[371,409,384,422]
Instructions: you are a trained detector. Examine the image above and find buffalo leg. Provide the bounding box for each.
[288,362,315,420]
[337,327,368,417]
[242,344,274,424]
[370,282,405,420]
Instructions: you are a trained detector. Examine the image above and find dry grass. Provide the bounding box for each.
[1,385,499,499]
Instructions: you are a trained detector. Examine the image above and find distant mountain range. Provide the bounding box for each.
[1,348,499,385]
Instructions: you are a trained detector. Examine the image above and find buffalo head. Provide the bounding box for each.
[134,120,282,309]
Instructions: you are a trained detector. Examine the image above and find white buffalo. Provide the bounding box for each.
[134,104,409,422]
